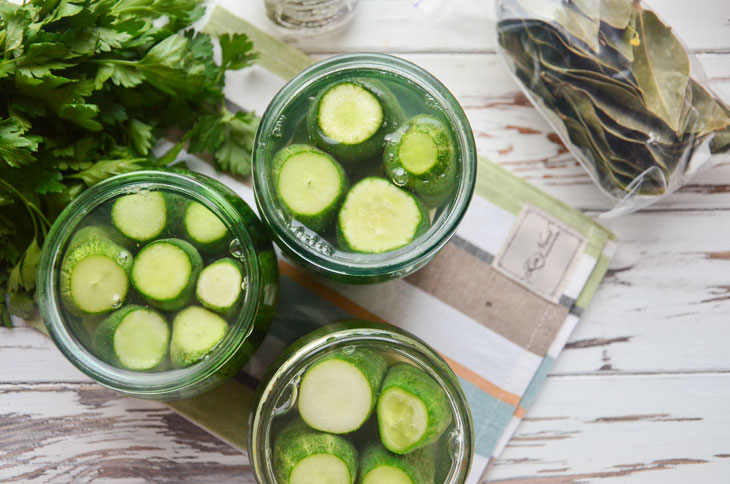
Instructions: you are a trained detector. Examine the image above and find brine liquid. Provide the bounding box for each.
[268,345,462,483]
[57,189,246,372]
[263,66,463,259]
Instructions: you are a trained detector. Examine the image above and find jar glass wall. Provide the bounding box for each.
[249,321,474,484]
[37,169,279,400]
[252,53,477,283]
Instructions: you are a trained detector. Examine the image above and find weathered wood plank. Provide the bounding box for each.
[209,0,730,54]
[488,373,730,482]
[1,375,727,483]
[0,383,252,483]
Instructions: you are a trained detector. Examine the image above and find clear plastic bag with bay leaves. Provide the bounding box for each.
[415,0,730,217]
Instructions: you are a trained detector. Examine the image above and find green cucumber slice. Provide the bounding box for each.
[308,79,405,163]
[111,191,167,242]
[298,348,387,434]
[60,226,133,316]
[169,306,229,368]
[184,201,229,251]
[337,177,430,254]
[195,258,243,313]
[273,144,349,232]
[359,443,434,484]
[131,238,202,311]
[384,115,457,208]
[93,305,169,371]
[274,420,358,484]
[377,363,453,454]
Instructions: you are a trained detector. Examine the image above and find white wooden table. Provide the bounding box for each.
[3,1,730,482]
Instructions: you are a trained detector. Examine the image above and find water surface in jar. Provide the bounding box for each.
[56,189,247,373]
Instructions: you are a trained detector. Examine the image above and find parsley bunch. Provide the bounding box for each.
[0,0,260,326]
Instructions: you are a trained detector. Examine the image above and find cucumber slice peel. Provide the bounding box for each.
[195,258,243,313]
[384,115,457,208]
[377,363,453,454]
[170,306,229,368]
[93,305,169,371]
[337,177,429,254]
[111,191,167,242]
[377,387,429,453]
[60,227,132,316]
[359,443,434,484]
[274,420,358,484]
[298,348,386,434]
[131,238,202,311]
[274,144,348,232]
[308,79,405,163]
[318,82,383,145]
[184,201,228,246]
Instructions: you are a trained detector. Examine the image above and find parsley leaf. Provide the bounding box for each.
[0,0,261,325]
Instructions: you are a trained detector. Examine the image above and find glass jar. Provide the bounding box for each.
[264,0,361,35]
[252,53,477,283]
[249,321,474,484]
[37,169,279,400]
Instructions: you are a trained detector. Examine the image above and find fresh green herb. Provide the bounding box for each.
[497,0,730,198]
[0,0,260,325]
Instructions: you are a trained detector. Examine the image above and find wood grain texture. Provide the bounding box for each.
[0,383,252,483]
[3,0,730,482]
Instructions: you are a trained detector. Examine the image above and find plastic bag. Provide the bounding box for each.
[416,0,730,216]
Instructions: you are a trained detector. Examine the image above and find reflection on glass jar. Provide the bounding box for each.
[264,0,361,34]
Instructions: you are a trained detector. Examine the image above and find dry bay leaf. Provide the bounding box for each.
[631,7,690,133]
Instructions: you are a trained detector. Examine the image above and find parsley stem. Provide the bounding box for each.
[0,179,51,231]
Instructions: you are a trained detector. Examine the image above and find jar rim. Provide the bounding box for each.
[37,169,262,398]
[249,321,475,484]
[252,53,477,278]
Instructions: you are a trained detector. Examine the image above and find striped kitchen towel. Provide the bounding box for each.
[159,7,617,483]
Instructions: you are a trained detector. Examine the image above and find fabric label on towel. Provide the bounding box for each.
[494,205,587,303]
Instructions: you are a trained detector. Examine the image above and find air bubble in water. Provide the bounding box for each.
[342,345,355,355]
[391,168,409,187]
[273,374,300,416]
[229,238,243,259]
[110,293,122,309]
[241,277,249,291]
[117,251,130,265]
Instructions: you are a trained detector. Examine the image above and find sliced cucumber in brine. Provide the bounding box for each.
[93,305,170,371]
[60,226,133,316]
[111,191,167,242]
[384,115,457,207]
[274,419,358,484]
[308,79,404,163]
[337,177,430,254]
[183,201,229,252]
[195,258,243,314]
[169,306,229,368]
[377,363,453,454]
[298,348,387,434]
[131,238,202,311]
[273,144,349,232]
[359,442,435,484]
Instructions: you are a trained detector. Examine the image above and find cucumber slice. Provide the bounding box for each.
[184,201,229,251]
[337,177,430,254]
[298,348,387,434]
[274,419,358,484]
[359,443,434,484]
[308,79,405,163]
[195,258,243,314]
[384,115,457,207]
[111,191,167,242]
[131,239,202,311]
[169,306,229,368]
[93,305,169,371]
[273,144,349,232]
[377,363,453,454]
[60,226,133,316]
